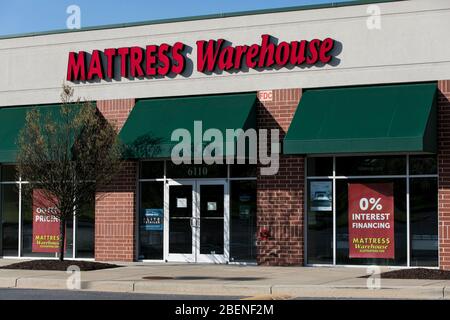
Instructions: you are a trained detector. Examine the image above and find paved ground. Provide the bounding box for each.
[0,288,243,300]
[1,259,450,299]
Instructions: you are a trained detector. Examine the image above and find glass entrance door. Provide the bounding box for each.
[196,181,228,263]
[167,181,196,262]
[166,180,228,263]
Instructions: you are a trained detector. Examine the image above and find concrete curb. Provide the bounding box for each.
[271,285,447,299]
[0,277,17,288]
[133,281,271,296]
[0,276,448,299]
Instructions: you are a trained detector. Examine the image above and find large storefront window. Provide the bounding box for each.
[230,180,256,262]
[306,155,438,267]
[139,181,164,260]
[75,201,95,259]
[1,184,19,256]
[138,161,257,262]
[0,165,95,259]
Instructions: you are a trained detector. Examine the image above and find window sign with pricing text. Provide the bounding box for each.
[32,189,66,253]
[348,183,395,259]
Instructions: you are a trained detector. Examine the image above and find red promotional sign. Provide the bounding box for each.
[32,189,64,253]
[348,183,395,259]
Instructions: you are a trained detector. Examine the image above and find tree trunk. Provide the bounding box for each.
[59,217,66,261]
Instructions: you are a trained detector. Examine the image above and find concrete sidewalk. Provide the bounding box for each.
[0,259,449,299]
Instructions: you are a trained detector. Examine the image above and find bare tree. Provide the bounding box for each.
[16,84,122,261]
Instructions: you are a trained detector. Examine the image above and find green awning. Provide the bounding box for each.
[119,93,256,159]
[283,83,437,155]
[0,104,72,163]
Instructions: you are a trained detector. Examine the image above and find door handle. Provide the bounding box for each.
[190,217,200,228]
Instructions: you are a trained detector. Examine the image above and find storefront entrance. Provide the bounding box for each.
[166,180,229,263]
[138,161,257,263]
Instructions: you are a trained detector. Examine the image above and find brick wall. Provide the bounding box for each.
[97,98,135,131]
[256,88,305,266]
[95,99,137,262]
[438,80,450,270]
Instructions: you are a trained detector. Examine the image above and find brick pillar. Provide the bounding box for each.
[97,98,135,130]
[256,89,304,266]
[438,80,450,270]
[95,99,137,262]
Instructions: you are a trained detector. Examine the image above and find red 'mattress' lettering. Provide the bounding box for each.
[67,51,86,81]
[157,44,172,76]
[104,48,116,79]
[171,42,186,74]
[129,47,144,77]
[145,45,158,76]
[117,47,130,78]
[87,50,104,80]
[66,35,337,81]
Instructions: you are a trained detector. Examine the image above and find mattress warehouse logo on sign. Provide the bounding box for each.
[66,34,338,81]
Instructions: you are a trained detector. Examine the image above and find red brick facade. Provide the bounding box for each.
[97,99,135,131]
[95,99,137,261]
[438,80,450,270]
[256,89,305,266]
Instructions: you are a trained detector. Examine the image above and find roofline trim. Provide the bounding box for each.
[0,0,400,40]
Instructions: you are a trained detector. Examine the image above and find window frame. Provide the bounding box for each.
[305,154,439,268]
[0,164,95,260]
[137,160,257,264]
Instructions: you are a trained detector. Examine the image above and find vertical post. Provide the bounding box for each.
[18,176,22,257]
[406,154,411,267]
[332,156,337,266]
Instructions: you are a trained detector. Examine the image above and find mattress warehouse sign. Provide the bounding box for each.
[66,34,337,81]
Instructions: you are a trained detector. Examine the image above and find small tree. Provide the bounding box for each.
[16,84,122,261]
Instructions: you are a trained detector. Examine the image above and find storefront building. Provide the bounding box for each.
[1,0,450,268]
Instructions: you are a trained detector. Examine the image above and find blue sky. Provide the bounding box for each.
[0,0,352,36]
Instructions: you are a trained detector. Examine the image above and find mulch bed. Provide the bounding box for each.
[0,260,120,271]
[361,268,450,280]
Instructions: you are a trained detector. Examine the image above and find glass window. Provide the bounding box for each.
[76,200,95,258]
[139,181,164,260]
[307,180,333,264]
[230,180,256,262]
[230,164,257,178]
[410,178,438,266]
[1,184,19,256]
[307,157,333,177]
[140,161,164,179]
[336,156,406,176]
[409,155,437,175]
[166,162,227,179]
[65,217,74,258]
[21,189,54,258]
[1,166,17,182]
[335,178,407,266]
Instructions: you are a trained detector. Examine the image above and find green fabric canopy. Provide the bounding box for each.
[283,83,437,155]
[0,104,73,163]
[119,93,256,159]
